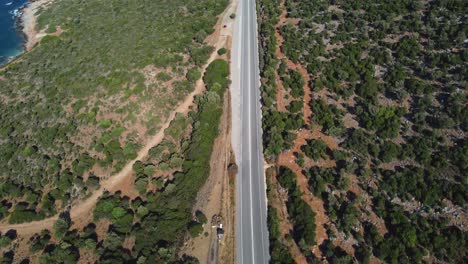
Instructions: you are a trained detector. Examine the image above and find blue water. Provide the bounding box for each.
[0,0,29,65]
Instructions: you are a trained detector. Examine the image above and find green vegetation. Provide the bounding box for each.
[301,139,330,161]
[195,210,208,224]
[267,206,294,264]
[282,69,304,98]
[310,98,344,136]
[12,58,228,263]
[187,68,202,83]
[258,0,467,261]
[277,167,316,248]
[266,167,294,264]
[0,0,229,262]
[203,59,230,91]
[188,222,204,237]
[53,216,71,239]
[0,0,227,222]
[217,48,228,55]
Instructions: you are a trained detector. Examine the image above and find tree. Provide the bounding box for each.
[136,206,149,219]
[380,141,399,162]
[302,139,329,160]
[103,232,123,251]
[217,48,227,55]
[53,217,70,238]
[195,210,207,224]
[203,59,230,91]
[188,222,203,237]
[187,68,201,83]
[111,207,127,219]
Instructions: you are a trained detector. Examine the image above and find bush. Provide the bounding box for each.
[53,218,70,238]
[203,59,230,92]
[188,222,203,237]
[302,139,330,160]
[217,48,227,55]
[8,203,44,224]
[187,68,202,83]
[195,210,207,224]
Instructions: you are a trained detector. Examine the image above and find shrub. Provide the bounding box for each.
[188,222,203,237]
[53,218,70,238]
[217,48,227,55]
[187,68,202,83]
[195,210,207,224]
[203,59,230,92]
[302,139,330,160]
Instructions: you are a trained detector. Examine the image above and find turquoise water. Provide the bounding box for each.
[0,0,29,65]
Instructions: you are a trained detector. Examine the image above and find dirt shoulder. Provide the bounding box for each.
[180,1,238,261]
[180,91,233,263]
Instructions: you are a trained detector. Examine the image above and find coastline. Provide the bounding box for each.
[19,0,51,52]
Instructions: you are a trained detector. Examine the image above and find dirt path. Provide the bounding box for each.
[277,129,330,257]
[181,91,232,263]
[274,1,312,124]
[272,0,328,258]
[0,3,234,236]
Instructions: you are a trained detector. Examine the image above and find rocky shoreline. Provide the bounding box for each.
[17,0,50,52]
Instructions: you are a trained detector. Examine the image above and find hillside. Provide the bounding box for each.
[0,0,231,262]
[257,0,467,263]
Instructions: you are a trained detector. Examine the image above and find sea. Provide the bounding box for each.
[0,0,29,65]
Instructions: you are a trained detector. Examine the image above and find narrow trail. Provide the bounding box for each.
[277,128,330,257]
[268,1,310,261]
[0,7,232,236]
[274,1,312,124]
[272,0,334,258]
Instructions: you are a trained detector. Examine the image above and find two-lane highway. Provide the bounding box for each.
[233,0,270,262]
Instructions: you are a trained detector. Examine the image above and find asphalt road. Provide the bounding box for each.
[234,0,270,263]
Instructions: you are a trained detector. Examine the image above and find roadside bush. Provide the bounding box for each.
[188,222,203,237]
[217,48,227,55]
[195,210,207,224]
[203,59,230,92]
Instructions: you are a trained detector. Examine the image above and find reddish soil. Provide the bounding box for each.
[94,218,111,241]
[277,129,329,256]
[267,173,308,263]
[274,3,312,124]
[123,235,136,251]
[271,0,345,258]
[110,171,140,200]
[348,175,388,236]
[343,113,359,129]
[274,1,289,112]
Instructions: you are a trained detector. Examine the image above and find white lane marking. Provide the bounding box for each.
[251,0,268,259]
[247,0,256,262]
